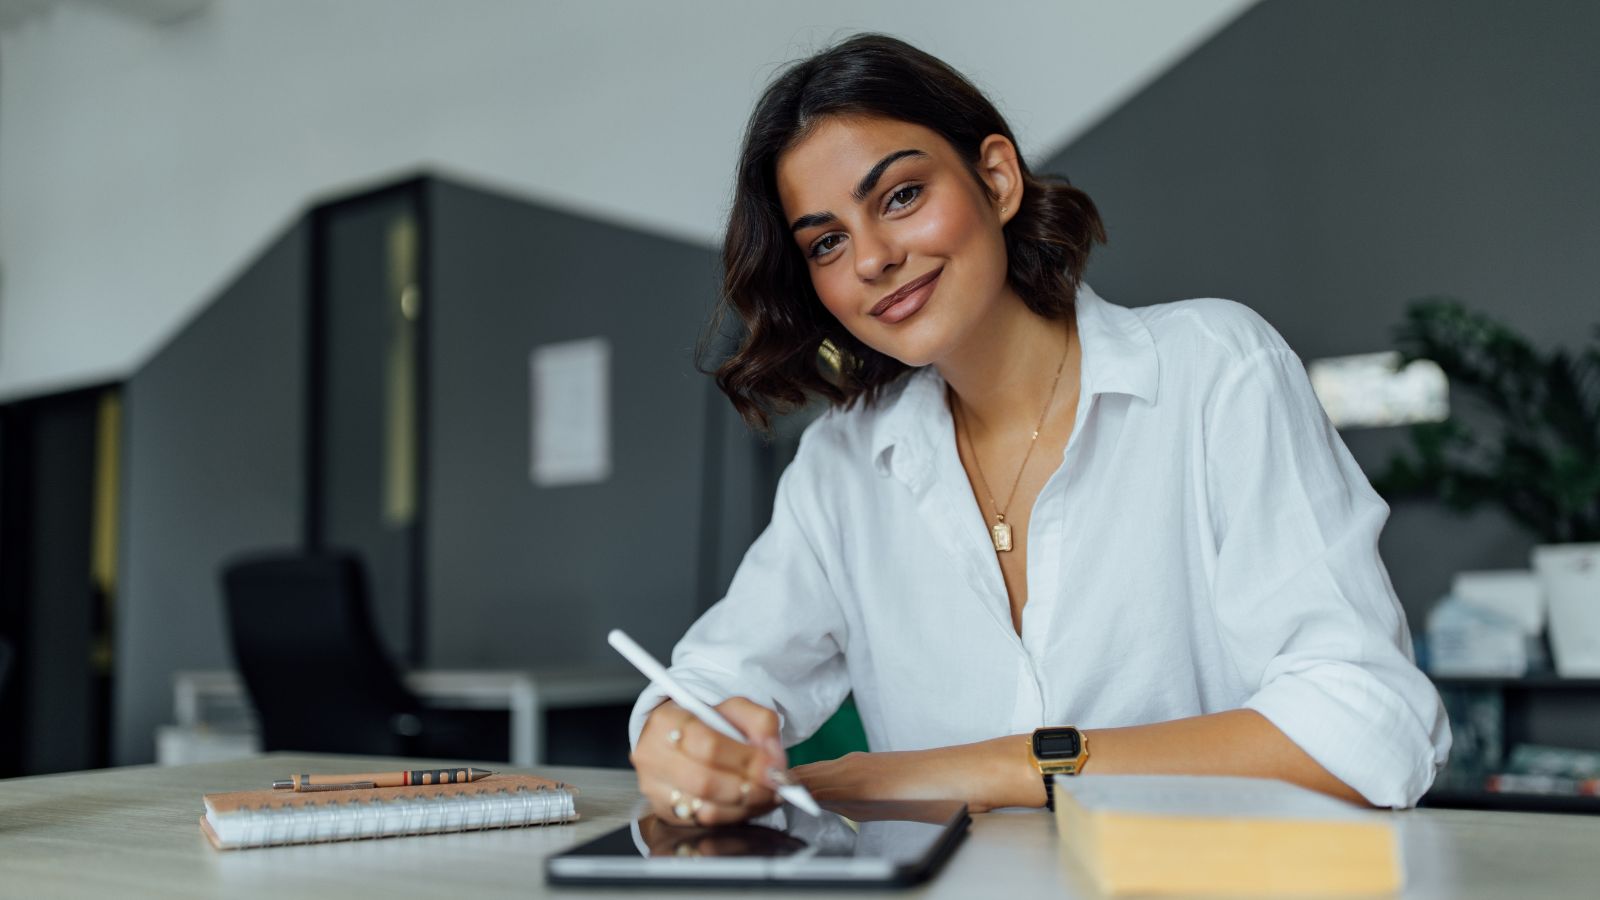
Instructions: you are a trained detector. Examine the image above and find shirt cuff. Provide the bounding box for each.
[626,671,781,751]
[1244,666,1439,808]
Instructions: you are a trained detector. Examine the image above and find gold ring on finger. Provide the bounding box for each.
[738,782,752,803]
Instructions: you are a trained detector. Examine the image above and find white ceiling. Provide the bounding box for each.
[0,0,209,29]
[0,0,1257,400]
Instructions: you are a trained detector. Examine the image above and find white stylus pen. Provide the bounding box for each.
[608,628,822,816]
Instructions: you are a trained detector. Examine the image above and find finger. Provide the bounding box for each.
[681,775,782,826]
[640,773,775,826]
[717,697,786,769]
[631,703,697,786]
[654,738,770,807]
[641,702,696,747]
[672,714,760,772]
[634,703,687,771]
[638,772,704,826]
[690,794,777,826]
[636,772,672,818]
[717,697,781,747]
[732,771,778,811]
[735,751,781,807]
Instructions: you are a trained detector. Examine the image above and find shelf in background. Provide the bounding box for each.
[1429,675,1600,690]
[1422,788,1600,815]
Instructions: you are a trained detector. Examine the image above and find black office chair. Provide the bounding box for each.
[221,550,508,760]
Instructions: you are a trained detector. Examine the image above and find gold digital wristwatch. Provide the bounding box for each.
[1029,726,1089,811]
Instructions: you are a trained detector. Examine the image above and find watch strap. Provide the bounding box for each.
[1030,727,1089,812]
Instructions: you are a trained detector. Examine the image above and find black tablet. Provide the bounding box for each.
[545,799,969,888]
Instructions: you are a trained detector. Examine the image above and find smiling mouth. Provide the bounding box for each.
[870,267,944,317]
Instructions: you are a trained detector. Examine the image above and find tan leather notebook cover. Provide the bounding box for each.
[200,773,578,850]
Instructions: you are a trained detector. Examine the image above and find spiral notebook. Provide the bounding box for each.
[200,774,579,850]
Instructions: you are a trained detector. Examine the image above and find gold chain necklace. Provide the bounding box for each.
[953,333,1070,553]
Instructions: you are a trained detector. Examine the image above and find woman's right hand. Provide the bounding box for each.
[631,697,786,825]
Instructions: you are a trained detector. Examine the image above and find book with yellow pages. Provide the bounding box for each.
[1053,774,1401,896]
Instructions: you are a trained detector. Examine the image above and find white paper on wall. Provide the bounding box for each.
[529,337,611,486]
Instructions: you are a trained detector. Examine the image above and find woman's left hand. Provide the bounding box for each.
[789,735,1044,813]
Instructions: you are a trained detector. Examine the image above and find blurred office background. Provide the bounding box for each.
[1,1,1597,810]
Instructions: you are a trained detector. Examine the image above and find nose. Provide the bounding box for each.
[852,222,902,283]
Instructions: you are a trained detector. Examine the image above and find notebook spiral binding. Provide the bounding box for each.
[229,783,577,848]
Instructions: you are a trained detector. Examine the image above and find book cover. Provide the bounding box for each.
[1054,774,1401,896]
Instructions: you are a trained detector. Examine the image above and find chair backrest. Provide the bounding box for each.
[0,635,12,700]
[221,551,419,755]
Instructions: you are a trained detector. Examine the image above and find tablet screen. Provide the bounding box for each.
[546,799,969,886]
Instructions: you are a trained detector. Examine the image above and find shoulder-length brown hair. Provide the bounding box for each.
[709,33,1106,432]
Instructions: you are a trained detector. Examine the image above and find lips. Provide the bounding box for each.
[870,267,944,317]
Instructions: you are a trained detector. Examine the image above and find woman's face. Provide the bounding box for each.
[776,115,1020,368]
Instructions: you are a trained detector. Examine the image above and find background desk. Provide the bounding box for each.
[2,754,1598,899]
[157,669,646,767]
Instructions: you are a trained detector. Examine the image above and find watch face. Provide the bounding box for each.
[1033,728,1081,760]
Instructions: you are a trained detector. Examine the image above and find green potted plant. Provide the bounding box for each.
[1375,298,1600,676]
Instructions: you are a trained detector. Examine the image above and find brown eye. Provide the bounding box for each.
[808,233,843,259]
[887,184,923,211]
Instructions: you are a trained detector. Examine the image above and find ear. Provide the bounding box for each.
[976,134,1023,225]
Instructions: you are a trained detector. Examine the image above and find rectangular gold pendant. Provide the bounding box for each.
[991,521,1013,552]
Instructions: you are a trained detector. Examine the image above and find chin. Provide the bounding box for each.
[864,329,948,369]
[887,349,939,369]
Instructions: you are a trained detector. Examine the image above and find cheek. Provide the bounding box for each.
[810,267,858,324]
[806,273,887,354]
[819,269,857,318]
[907,192,985,254]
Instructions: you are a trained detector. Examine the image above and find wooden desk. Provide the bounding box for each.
[2,754,1598,898]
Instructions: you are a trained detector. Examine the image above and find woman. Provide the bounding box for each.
[628,33,1450,826]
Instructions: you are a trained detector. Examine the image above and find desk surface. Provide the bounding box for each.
[3,754,1598,899]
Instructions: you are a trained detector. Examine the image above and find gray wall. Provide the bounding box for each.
[1046,0,1600,623]
[113,177,758,763]
[424,180,734,667]
[115,222,308,764]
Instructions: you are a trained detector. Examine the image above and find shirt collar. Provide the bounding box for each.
[868,282,1159,482]
[1074,281,1160,404]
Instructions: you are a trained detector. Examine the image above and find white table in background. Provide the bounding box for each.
[160,668,645,767]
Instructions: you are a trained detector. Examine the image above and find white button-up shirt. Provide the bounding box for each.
[629,284,1451,808]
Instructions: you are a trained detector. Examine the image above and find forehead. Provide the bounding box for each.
[776,116,953,217]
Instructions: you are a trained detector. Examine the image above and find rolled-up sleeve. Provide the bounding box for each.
[1204,343,1451,808]
[627,423,852,751]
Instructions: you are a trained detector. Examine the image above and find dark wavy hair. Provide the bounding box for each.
[708,33,1106,432]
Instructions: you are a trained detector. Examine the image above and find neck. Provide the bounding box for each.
[936,288,1079,441]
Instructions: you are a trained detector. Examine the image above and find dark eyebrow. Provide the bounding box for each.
[788,148,930,233]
